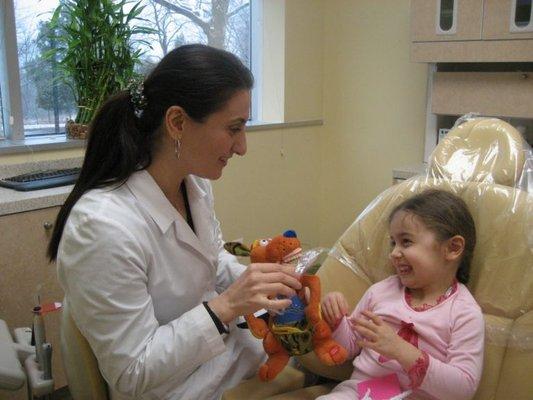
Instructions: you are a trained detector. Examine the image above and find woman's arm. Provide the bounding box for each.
[59,215,227,397]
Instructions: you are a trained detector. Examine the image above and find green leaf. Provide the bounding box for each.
[44,0,154,123]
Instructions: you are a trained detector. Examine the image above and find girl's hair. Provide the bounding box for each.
[48,44,253,261]
[388,189,476,284]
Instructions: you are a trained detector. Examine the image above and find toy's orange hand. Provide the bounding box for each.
[245,314,269,339]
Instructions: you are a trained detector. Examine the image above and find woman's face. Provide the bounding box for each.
[181,90,250,180]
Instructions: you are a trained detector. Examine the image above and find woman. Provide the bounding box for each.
[48,44,301,400]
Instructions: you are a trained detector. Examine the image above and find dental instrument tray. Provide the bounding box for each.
[0,167,81,191]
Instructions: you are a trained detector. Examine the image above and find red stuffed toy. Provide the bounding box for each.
[225,230,347,381]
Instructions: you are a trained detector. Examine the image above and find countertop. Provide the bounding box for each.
[392,163,427,181]
[0,159,428,216]
[0,158,82,216]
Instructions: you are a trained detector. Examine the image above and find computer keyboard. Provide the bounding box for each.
[0,167,81,191]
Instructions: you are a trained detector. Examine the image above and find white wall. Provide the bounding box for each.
[0,0,428,251]
[319,0,428,245]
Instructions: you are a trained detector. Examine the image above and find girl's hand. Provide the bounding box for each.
[321,291,349,330]
[351,311,424,371]
[209,263,302,324]
[350,310,407,361]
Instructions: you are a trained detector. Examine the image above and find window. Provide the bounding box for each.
[132,0,251,70]
[0,0,258,139]
[13,0,74,137]
[439,0,454,32]
[0,86,5,138]
[437,0,456,34]
[512,0,533,31]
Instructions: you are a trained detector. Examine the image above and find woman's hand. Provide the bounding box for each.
[321,291,349,330]
[208,263,302,324]
[350,310,422,368]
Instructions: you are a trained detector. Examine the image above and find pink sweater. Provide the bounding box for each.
[333,275,484,400]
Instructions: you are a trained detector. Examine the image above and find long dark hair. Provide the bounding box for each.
[388,189,477,284]
[48,44,253,261]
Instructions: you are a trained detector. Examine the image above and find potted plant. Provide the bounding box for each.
[46,0,153,139]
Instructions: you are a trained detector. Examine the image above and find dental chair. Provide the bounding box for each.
[223,117,532,400]
[61,298,305,400]
[60,301,108,400]
[62,305,307,400]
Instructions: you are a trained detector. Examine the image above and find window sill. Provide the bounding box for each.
[0,119,323,156]
[0,134,85,155]
[247,119,323,132]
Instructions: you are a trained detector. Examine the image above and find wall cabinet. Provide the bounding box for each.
[411,0,533,62]
[431,71,533,118]
[412,1,533,160]
[411,0,484,42]
[0,206,65,400]
[483,0,533,40]
[422,64,533,161]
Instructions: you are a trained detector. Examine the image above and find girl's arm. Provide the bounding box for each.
[321,291,349,329]
[417,302,485,399]
[324,289,374,359]
[351,301,484,399]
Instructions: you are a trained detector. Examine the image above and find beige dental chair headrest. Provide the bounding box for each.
[428,118,527,188]
[295,118,532,396]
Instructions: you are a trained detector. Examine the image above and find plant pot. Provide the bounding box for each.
[65,119,89,140]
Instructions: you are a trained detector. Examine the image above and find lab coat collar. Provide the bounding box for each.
[126,170,215,266]
[185,173,207,202]
[126,169,179,234]
[126,170,208,233]
[182,177,216,263]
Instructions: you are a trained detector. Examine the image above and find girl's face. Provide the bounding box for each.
[181,89,250,180]
[389,210,456,292]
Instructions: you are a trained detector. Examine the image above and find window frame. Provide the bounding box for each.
[0,0,261,140]
[250,0,262,122]
[1,0,25,140]
[510,0,533,32]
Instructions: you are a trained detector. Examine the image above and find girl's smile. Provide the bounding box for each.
[389,210,458,300]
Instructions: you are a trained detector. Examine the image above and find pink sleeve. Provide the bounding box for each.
[407,351,430,388]
[331,288,373,359]
[418,300,485,400]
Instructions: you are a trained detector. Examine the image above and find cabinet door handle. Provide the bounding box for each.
[43,221,54,230]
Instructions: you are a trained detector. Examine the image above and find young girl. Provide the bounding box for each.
[319,189,484,400]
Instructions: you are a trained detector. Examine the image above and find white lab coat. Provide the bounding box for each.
[57,170,264,400]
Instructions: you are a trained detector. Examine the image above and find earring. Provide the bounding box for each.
[174,137,181,160]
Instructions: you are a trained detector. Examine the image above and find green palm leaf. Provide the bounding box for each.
[44,0,154,124]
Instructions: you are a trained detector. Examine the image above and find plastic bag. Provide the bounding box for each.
[326,115,532,350]
[271,247,329,316]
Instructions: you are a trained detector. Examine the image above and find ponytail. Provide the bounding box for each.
[47,91,154,261]
[47,44,253,262]
[456,253,472,284]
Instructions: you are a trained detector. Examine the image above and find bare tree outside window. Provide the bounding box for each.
[12,0,251,137]
[136,0,250,65]
[151,0,249,48]
[14,0,76,136]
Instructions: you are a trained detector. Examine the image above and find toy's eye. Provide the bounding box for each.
[259,239,270,247]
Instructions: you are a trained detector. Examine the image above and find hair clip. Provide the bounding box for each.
[127,77,148,118]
